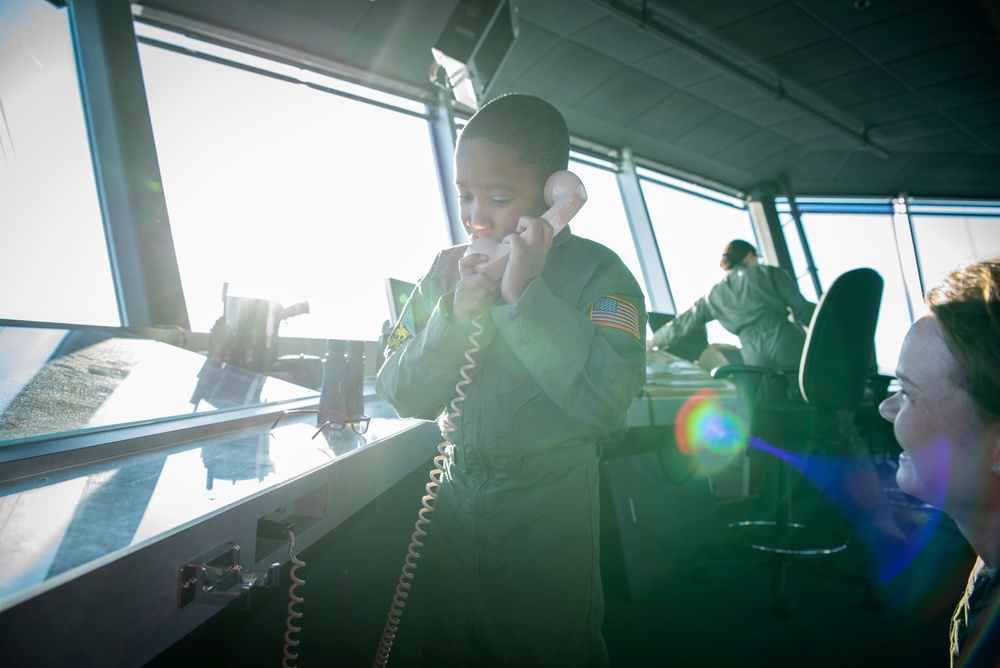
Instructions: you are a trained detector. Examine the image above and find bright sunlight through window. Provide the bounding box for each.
[137,35,450,341]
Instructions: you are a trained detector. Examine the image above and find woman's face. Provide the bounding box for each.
[879,315,997,517]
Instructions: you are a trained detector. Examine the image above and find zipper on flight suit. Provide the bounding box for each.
[470,355,494,579]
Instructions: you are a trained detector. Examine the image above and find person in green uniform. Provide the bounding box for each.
[376,93,647,666]
[651,240,906,545]
[650,239,814,369]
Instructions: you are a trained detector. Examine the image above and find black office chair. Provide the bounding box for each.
[701,267,885,619]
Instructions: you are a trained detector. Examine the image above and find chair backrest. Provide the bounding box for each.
[799,268,883,410]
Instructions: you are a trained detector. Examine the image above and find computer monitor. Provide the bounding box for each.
[385,277,417,325]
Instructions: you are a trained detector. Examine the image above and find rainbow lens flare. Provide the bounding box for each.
[674,389,748,472]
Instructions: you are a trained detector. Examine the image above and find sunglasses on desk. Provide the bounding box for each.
[271,409,370,438]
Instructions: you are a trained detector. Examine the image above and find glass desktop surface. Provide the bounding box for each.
[0,324,317,446]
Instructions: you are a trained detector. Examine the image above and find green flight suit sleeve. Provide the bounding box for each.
[769,266,815,327]
[651,294,714,349]
[490,270,647,433]
[375,250,499,419]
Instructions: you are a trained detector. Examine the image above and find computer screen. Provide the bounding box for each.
[385,277,417,325]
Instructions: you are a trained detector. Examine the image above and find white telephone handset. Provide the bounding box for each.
[465,170,588,280]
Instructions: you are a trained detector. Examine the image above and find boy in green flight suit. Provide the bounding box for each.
[376,93,646,667]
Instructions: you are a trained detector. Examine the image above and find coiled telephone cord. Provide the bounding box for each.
[282,530,306,668]
[372,316,485,668]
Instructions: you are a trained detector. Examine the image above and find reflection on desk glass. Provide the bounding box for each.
[0,324,317,445]
[0,410,414,603]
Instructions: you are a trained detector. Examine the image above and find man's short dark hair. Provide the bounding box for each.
[458,93,570,180]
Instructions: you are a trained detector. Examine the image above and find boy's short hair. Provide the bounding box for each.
[458,93,570,180]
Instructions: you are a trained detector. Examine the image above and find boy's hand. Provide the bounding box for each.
[453,253,500,322]
[501,216,554,303]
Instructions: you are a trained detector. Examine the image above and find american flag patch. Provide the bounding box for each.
[591,296,640,339]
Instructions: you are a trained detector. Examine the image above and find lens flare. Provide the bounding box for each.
[674,389,748,472]
[744,435,937,585]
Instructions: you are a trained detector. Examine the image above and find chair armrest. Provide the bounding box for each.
[712,364,801,406]
[711,364,782,380]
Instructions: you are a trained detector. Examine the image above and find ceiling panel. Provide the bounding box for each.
[632,47,721,89]
[643,0,785,34]
[884,40,997,90]
[843,3,975,63]
[709,3,835,62]
[685,75,774,111]
[946,100,1000,130]
[763,38,871,85]
[749,144,811,183]
[954,155,1000,187]
[785,151,852,185]
[809,67,907,108]
[971,123,1000,148]
[506,39,622,106]
[769,116,848,146]
[713,129,797,171]
[571,16,666,64]
[791,0,938,33]
[573,68,673,126]
[629,91,723,141]
[917,70,1000,111]
[844,92,936,126]
[900,153,981,191]
[834,151,908,186]
[872,115,965,144]
[515,0,607,37]
[671,114,761,156]
[728,97,803,128]
[792,132,858,153]
[888,130,982,153]
[490,22,561,84]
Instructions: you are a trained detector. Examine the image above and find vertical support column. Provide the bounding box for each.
[891,194,925,323]
[66,0,188,328]
[616,148,674,312]
[783,179,823,298]
[747,191,793,272]
[429,90,464,246]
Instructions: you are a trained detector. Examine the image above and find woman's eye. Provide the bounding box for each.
[491,198,512,207]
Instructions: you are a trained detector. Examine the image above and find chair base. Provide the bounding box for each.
[694,519,880,620]
[724,520,849,556]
